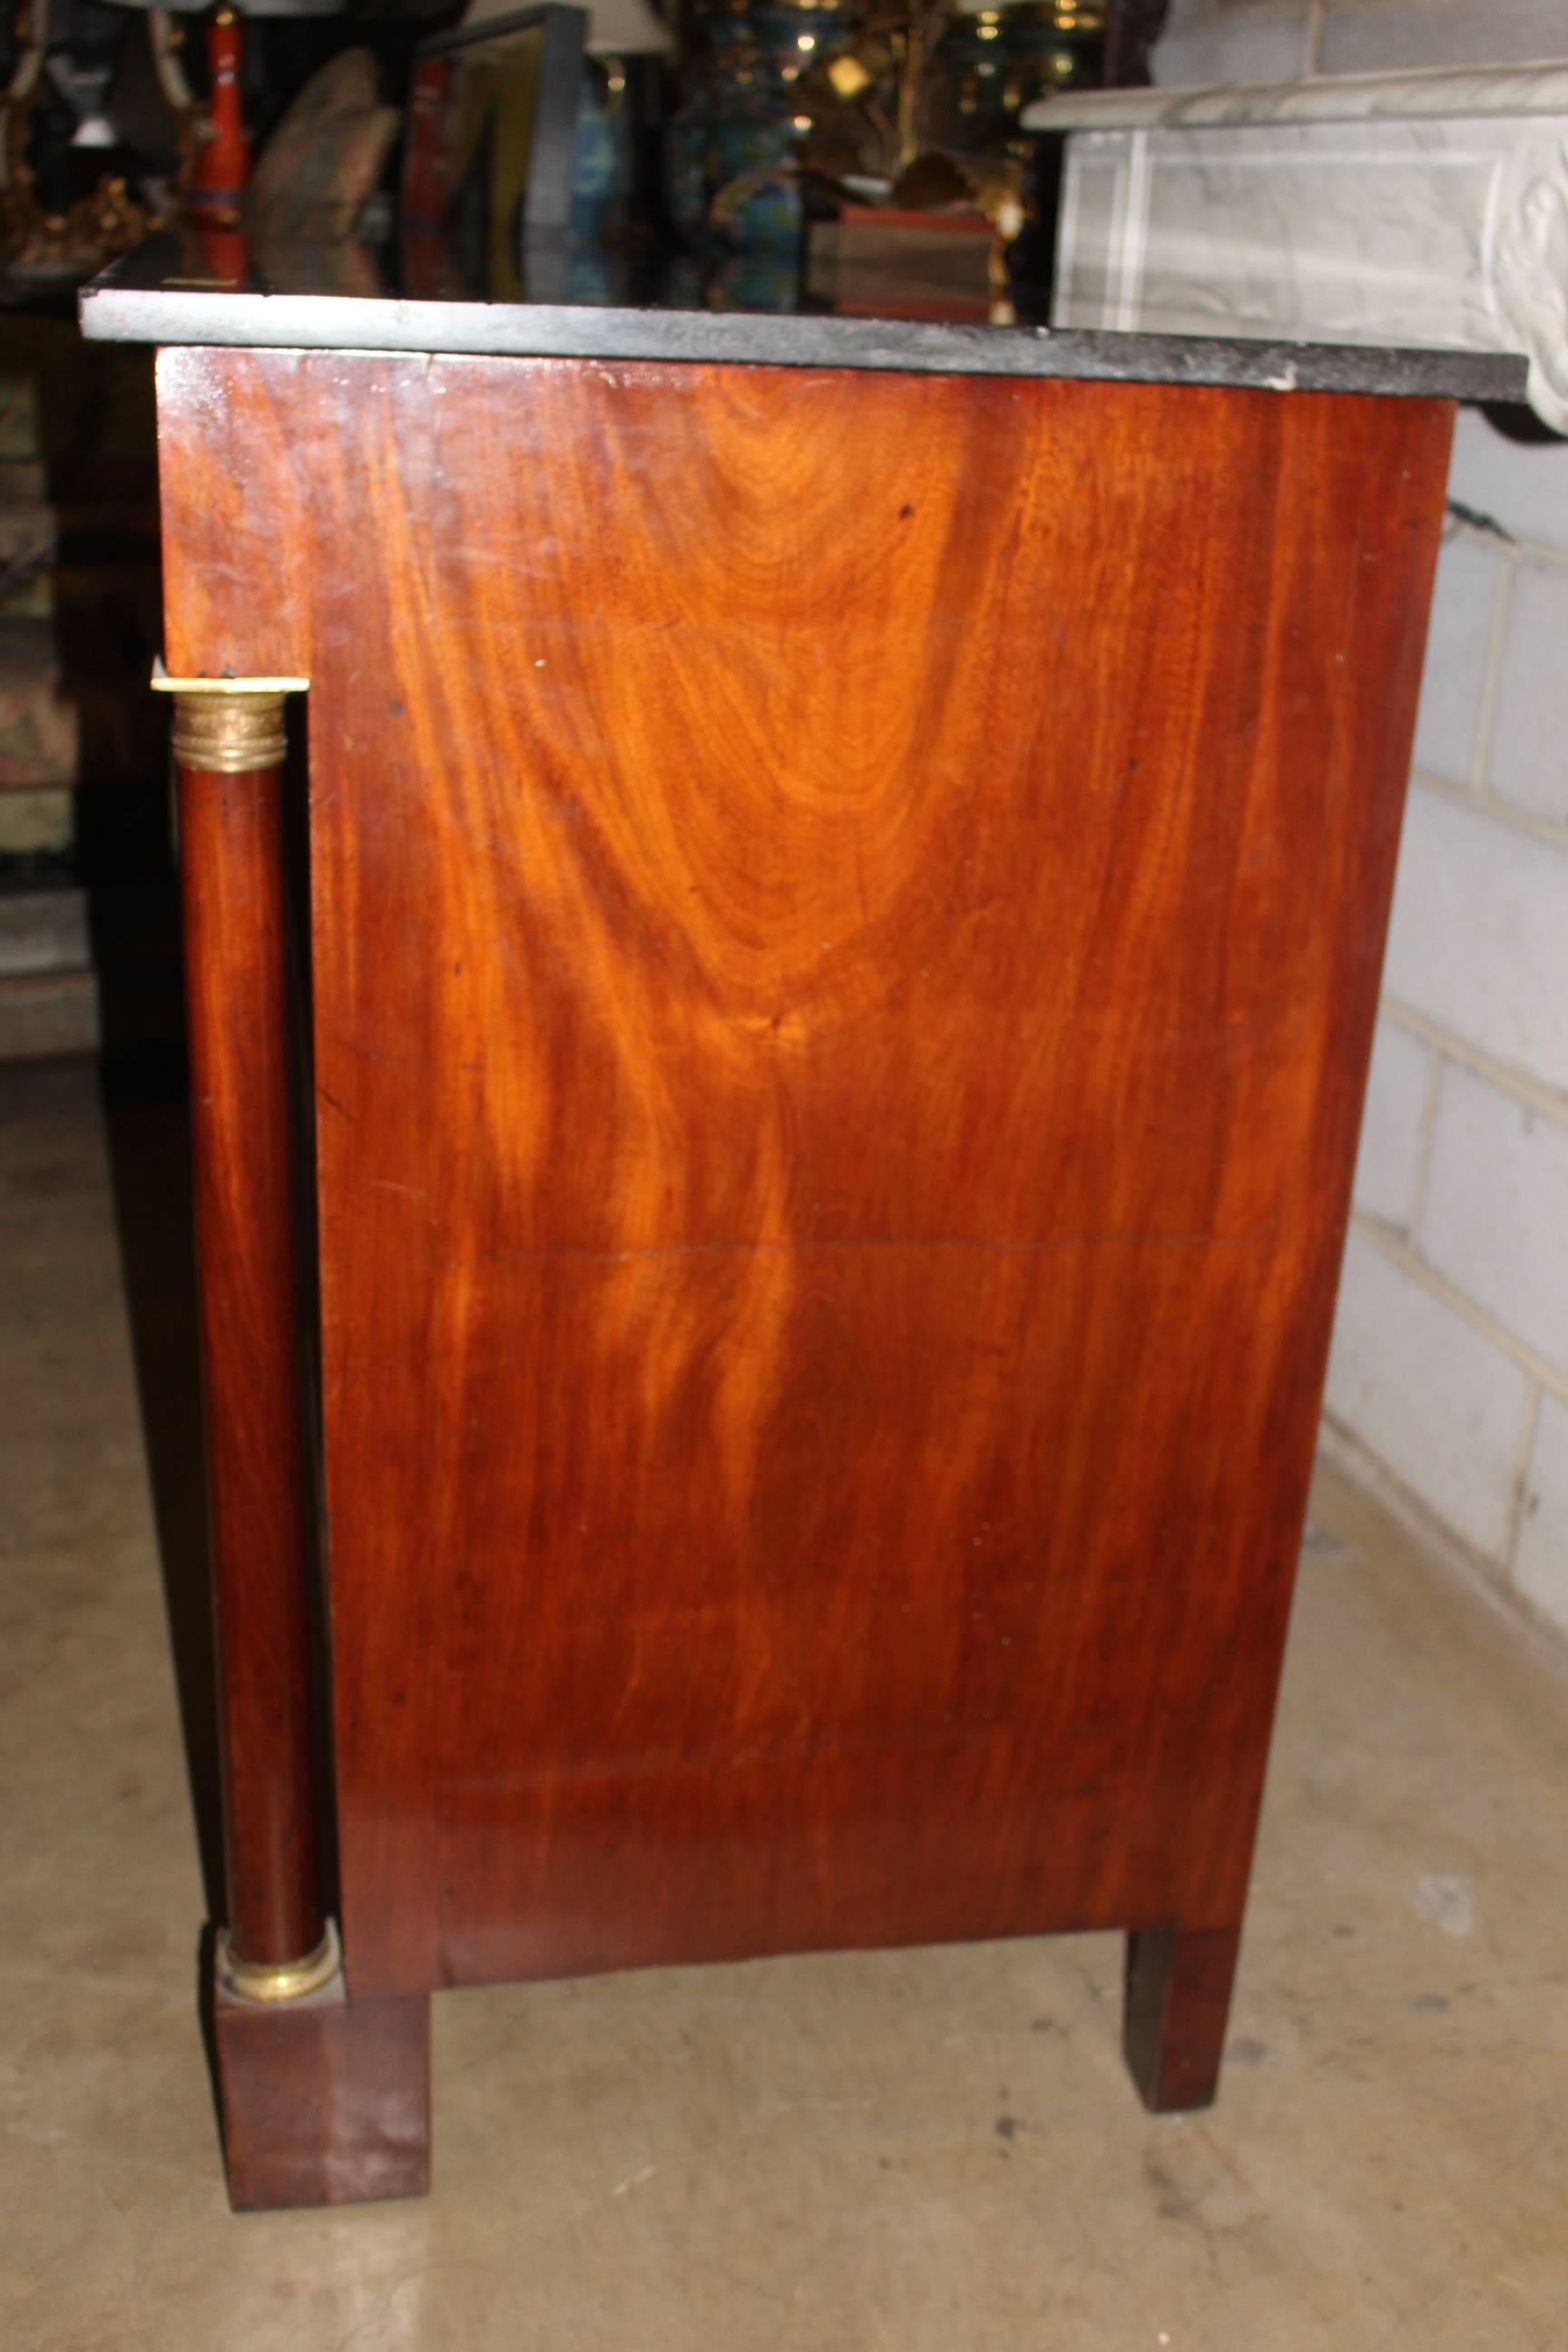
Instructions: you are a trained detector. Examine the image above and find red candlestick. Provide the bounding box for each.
[188,5,250,226]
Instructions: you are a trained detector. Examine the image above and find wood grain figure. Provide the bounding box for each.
[156,345,1454,2200]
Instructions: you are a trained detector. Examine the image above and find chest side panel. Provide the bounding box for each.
[157,349,1451,1995]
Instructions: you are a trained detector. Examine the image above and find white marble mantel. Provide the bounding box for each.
[1024,64,1568,429]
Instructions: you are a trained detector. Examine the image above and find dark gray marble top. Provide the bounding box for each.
[81,234,1527,401]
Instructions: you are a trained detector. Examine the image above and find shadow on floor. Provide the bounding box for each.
[94,902,338,1939]
[99,1074,227,1922]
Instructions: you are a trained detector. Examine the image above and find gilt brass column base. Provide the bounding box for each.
[217,1920,341,2005]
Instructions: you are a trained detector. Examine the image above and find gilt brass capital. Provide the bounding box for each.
[152,660,309,776]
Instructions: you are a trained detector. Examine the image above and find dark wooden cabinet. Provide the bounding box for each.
[84,254,1518,2210]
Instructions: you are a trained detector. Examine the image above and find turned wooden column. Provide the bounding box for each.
[160,671,333,1998]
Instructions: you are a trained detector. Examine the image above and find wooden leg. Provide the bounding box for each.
[1122,1925,1241,2114]
[213,1956,431,2211]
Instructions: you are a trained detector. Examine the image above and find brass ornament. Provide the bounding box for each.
[152,665,309,774]
[217,1919,341,2004]
[169,691,289,773]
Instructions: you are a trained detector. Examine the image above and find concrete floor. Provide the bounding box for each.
[4,1057,1568,2351]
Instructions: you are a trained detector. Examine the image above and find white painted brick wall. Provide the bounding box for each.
[1154,0,1568,84]
[1411,535,1503,786]
[1383,789,1568,1098]
[1421,1065,1568,1384]
[1489,561,1568,829]
[1318,0,1568,75]
[1152,0,1568,1647]
[1156,0,1313,84]
[1351,1017,1433,1231]
[1450,411,1568,549]
[1325,1230,1534,1559]
[1515,1393,1568,1638]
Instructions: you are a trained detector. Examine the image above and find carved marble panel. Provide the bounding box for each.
[1031,66,1568,428]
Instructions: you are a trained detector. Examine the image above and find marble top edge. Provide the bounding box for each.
[79,277,1525,402]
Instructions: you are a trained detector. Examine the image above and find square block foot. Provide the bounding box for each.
[212,1958,430,2212]
[1122,1924,1241,2114]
